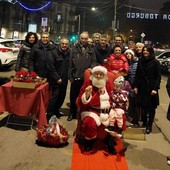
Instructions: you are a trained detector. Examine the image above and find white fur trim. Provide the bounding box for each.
[100,113,110,126]
[100,88,110,109]
[81,92,92,104]
[91,66,107,75]
[81,111,101,126]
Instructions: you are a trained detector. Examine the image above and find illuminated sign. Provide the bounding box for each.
[28,24,37,32]
[127,13,170,20]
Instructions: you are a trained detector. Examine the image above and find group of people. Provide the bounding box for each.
[15,30,162,154]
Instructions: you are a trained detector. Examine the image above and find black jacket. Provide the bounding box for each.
[68,43,97,79]
[15,42,32,71]
[29,41,56,78]
[94,43,112,65]
[134,56,161,108]
[47,45,70,86]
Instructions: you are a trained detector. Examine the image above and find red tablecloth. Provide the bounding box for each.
[0,82,50,128]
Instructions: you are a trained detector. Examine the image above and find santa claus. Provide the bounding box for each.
[76,66,117,154]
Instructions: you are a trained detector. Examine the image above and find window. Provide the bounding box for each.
[57,14,62,22]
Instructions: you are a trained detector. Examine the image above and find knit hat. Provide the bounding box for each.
[114,76,124,88]
[124,49,135,57]
[91,66,107,75]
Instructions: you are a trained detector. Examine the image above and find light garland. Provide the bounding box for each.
[17,0,51,12]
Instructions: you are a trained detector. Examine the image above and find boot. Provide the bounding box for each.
[107,136,117,155]
[117,127,122,134]
[145,125,152,134]
[84,139,95,151]
[106,126,115,132]
[104,134,117,146]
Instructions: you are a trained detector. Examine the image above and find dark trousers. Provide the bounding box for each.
[142,107,156,127]
[128,95,139,122]
[69,79,84,118]
[47,82,68,117]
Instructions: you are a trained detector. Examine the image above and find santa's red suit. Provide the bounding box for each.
[77,79,112,140]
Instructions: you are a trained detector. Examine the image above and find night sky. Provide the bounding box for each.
[130,0,168,10]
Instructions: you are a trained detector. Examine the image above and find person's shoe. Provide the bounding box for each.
[131,120,140,127]
[84,139,95,151]
[56,112,64,119]
[167,156,170,166]
[59,111,64,115]
[104,135,117,146]
[108,146,117,155]
[107,136,117,154]
[145,126,152,134]
[67,114,73,121]
[106,126,115,131]
[117,127,122,134]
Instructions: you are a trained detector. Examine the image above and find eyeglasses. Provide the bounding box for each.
[61,43,68,45]
[42,37,49,39]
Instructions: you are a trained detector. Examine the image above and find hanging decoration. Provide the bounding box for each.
[17,0,51,12]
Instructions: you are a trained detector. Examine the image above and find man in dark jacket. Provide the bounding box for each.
[94,34,112,65]
[29,32,56,78]
[67,32,98,121]
[46,38,70,119]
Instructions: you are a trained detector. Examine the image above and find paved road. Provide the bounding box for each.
[0,68,170,170]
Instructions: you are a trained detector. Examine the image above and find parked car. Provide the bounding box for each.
[0,39,19,69]
[155,49,170,74]
[14,39,25,48]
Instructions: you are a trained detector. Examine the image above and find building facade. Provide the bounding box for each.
[0,1,77,41]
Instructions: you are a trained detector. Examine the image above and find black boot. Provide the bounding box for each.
[104,134,117,146]
[106,135,117,155]
[117,127,122,134]
[84,139,95,151]
[145,126,152,134]
[106,126,115,132]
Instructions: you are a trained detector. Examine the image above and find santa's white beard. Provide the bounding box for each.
[92,76,106,89]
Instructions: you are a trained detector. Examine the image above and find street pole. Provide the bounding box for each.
[83,11,85,31]
[78,14,80,35]
[113,0,117,36]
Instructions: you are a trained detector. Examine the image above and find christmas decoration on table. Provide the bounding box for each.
[37,116,69,147]
[11,69,47,89]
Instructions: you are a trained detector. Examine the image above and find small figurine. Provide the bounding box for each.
[47,115,61,137]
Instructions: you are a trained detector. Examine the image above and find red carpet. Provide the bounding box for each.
[71,138,129,170]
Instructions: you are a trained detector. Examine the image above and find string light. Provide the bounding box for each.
[17,1,51,12]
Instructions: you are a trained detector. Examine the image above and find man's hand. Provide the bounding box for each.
[69,78,74,83]
[134,88,138,94]
[85,85,92,100]
[57,79,62,84]
[151,90,157,95]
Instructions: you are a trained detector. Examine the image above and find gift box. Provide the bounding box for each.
[12,81,40,89]
[11,70,46,89]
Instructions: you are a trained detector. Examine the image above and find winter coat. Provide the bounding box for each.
[134,56,161,108]
[127,57,139,87]
[68,43,97,80]
[15,42,33,71]
[93,44,113,65]
[29,41,56,78]
[103,53,129,74]
[47,45,70,86]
